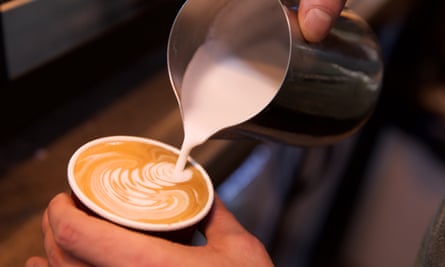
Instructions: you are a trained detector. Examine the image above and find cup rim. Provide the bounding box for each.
[67,135,214,232]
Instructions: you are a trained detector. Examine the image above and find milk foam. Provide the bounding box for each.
[74,141,209,224]
[91,162,194,221]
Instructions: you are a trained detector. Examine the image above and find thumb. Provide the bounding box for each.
[298,0,345,42]
[200,196,248,243]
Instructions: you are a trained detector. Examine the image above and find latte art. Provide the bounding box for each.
[71,139,211,225]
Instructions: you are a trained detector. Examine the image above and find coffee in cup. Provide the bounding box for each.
[67,135,214,244]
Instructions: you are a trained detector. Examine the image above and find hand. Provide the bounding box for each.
[26,193,274,267]
[298,0,346,42]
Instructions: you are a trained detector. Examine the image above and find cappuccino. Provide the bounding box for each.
[68,136,214,233]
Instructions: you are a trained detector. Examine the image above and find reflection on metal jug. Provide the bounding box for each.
[167,0,383,146]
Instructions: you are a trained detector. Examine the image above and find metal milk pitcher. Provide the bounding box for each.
[167,0,383,147]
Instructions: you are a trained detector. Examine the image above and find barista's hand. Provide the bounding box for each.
[26,193,274,267]
[298,0,346,42]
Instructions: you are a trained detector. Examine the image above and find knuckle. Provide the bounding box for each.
[53,218,80,248]
[47,195,80,249]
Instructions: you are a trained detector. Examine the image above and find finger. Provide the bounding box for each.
[41,208,49,236]
[298,0,345,42]
[42,206,91,267]
[46,193,193,267]
[200,196,248,243]
[199,196,275,267]
[25,257,49,267]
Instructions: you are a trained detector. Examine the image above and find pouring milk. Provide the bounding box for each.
[172,1,289,175]
[174,41,288,175]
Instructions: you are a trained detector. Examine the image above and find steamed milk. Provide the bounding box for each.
[174,39,288,174]
[172,0,289,174]
[72,139,210,224]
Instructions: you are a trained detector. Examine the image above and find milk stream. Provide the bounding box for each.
[173,38,287,176]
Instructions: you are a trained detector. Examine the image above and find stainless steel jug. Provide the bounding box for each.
[167,0,383,146]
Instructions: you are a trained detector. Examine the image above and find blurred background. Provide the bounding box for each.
[1,0,445,266]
